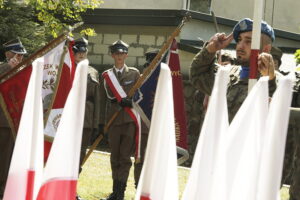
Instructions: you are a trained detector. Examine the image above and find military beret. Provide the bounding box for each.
[3,37,27,54]
[271,46,283,65]
[233,18,275,42]
[109,40,129,54]
[73,37,88,53]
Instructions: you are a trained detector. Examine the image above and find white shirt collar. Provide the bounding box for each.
[114,65,125,73]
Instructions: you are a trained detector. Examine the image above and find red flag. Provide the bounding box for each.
[167,39,188,163]
[43,42,75,161]
[0,66,32,135]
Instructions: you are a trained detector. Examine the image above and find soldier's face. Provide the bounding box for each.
[236,31,252,65]
[74,51,87,64]
[112,52,128,68]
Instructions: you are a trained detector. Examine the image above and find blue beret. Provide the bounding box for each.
[233,18,275,42]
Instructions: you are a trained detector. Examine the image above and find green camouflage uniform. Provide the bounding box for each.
[289,72,300,200]
[190,47,277,122]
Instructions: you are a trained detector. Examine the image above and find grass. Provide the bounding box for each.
[77,151,290,200]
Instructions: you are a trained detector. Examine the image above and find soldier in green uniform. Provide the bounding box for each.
[0,38,27,199]
[270,47,300,199]
[99,40,140,200]
[190,18,277,122]
[72,37,101,200]
[288,62,300,199]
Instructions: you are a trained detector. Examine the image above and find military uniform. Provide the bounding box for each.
[79,66,100,171]
[133,121,148,188]
[0,38,26,198]
[100,65,140,178]
[0,63,14,198]
[288,72,300,200]
[100,40,140,200]
[190,47,277,122]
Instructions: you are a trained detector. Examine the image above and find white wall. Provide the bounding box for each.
[211,0,300,34]
[101,0,185,9]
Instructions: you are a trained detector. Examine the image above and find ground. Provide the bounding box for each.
[77,151,290,200]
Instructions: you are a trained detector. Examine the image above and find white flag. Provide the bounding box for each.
[257,77,293,200]
[181,67,230,200]
[37,59,88,200]
[3,59,44,200]
[226,77,269,200]
[135,63,178,200]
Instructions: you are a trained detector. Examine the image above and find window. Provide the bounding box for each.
[188,0,212,13]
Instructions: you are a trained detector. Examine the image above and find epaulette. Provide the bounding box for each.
[88,66,99,83]
[128,67,139,72]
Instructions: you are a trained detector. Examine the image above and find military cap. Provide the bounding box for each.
[109,40,129,54]
[271,46,283,66]
[233,18,275,42]
[73,37,88,53]
[143,49,159,68]
[3,37,27,54]
[145,49,159,62]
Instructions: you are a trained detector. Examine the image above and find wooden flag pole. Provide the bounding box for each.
[82,14,191,166]
[248,0,264,93]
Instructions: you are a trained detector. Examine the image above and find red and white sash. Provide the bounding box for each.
[102,69,141,161]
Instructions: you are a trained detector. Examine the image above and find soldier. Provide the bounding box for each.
[288,60,300,199]
[0,38,27,198]
[190,18,277,122]
[72,37,101,200]
[99,40,140,200]
[270,46,294,187]
[271,46,283,72]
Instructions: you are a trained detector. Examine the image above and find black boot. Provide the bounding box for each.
[116,181,126,200]
[101,179,119,200]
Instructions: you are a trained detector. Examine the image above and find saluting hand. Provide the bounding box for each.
[206,32,233,53]
[258,52,275,80]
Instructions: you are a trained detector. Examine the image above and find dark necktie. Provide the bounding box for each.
[117,71,122,81]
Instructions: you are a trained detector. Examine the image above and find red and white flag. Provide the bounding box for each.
[36,59,88,200]
[3,59,44,200]
[257,77,293,200]
[43,41,75,161]
[181,67,230,200]
[135,63,178,200]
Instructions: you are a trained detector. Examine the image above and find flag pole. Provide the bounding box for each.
[248,0,264,93]
[0,22,83,84]
[82,14,191,165]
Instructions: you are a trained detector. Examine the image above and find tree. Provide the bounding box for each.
[0,0,46,61]
[26,0,103,37]
[0,0,103,61]
[295,49,300,65]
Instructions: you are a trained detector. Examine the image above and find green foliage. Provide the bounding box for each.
[26,0,103,38]
[295,49,300,65]
[0,0,103,61]
[0,0,46,61]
